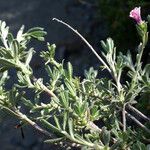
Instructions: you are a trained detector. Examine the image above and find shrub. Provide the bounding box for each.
[0,7,150,150]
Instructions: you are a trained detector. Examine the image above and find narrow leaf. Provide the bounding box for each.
[68,118,74,139]
[63,112,67,131]
[25,48,35,66]
[44,137,64,143]
[67,62,73,80]
[41,119,61,133]
[54,115,61,130]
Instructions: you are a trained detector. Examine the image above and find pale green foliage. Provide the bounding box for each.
[0,16,149,150]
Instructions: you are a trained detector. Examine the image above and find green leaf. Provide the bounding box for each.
[40,43,56,64]
[59,91,69,108]
[110,140,122,150]
[27,27,44,33]
[21,97,34,108]
[45,65,53,77]
[0,58,16,67]
[101,127,110,146]
[74,104,81,116]
[29,31,46,37]
[0,71,8,86]
[0,47,13,59]
[101,38,114,54]
[47,43,56,58]
[17,25,25,42]
[25,48,35,66]
[67,62,73,80]
[132,141,147,150]
[84,67,98,80]
[107,38,114,52]
[54,115,61,130]
[7,33,14,46]
[63,112,67,131]
[41,119,61,133]
[101,40,107,53]
[68,118,74,139]
[28,30,47,41]
[90,105,100,121]
[0,21,9,40]
[11,40,19,58]
[64,79,76,97]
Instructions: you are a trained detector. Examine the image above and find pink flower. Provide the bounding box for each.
[129,7,143,24]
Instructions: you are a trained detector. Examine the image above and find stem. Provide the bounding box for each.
[137,43,145,69]
[117,106,150,134]
[114,76,122,95]
[129,43,145,93]
[122,104,126,132]
[52,18,111,73]
[1,106,21,118]
[2,105,54,137]
[16,110,53,137]
[117,69,122,93]
[41,119,102,148]
[126,111,150,134]
[62,131,98,148]
[127,104,150,122]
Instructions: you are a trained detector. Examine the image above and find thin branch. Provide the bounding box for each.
[126,111,150,134]
[122,104,126,132]
[2,106,21,118]
[16,110,54,137]
[52,18,111,73]
[127,104,150,122]
[1,101,54,138]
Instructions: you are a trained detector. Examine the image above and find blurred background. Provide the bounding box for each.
[0,0,149,149]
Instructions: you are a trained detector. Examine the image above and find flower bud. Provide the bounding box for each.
[129,7,143,24]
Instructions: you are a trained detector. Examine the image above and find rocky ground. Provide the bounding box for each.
[0,0,107,149]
